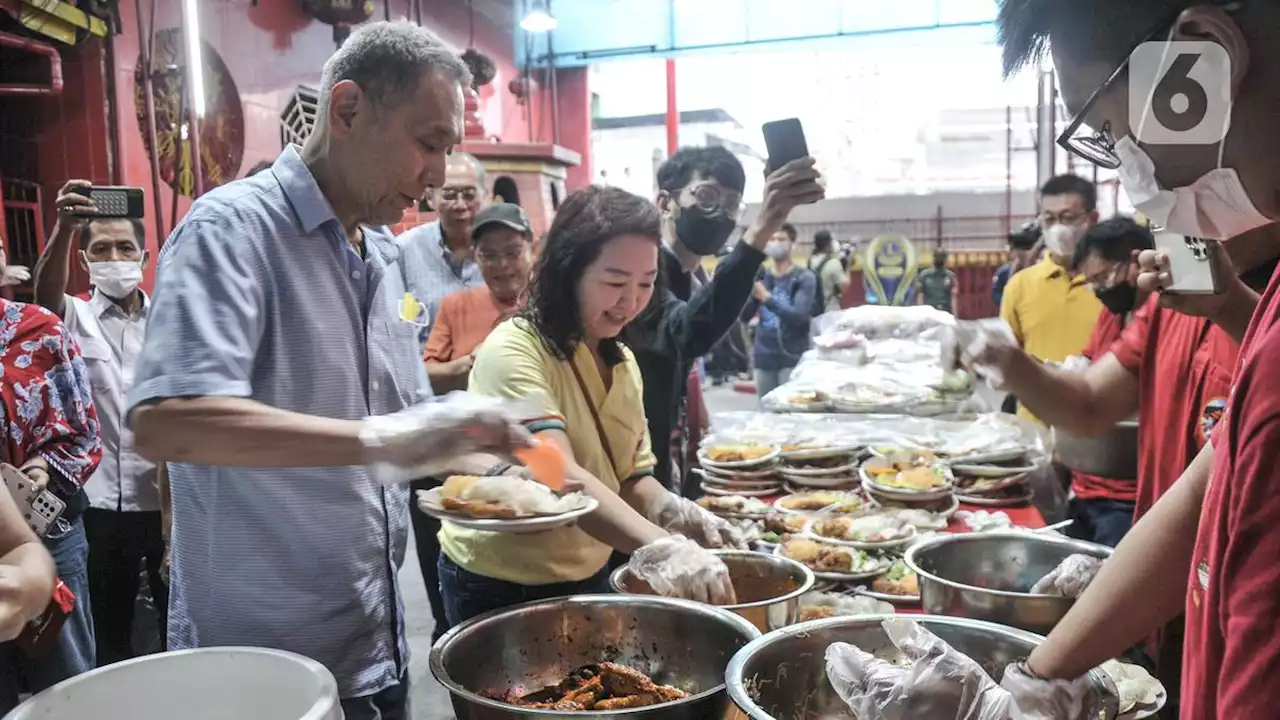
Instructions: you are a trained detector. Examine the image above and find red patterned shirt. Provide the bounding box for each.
[0,299,101,485]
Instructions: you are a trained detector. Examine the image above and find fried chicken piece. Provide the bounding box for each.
[599,662,657,697]
[560,677,603,707]
[440,497,520,519]
[594,693,661,709]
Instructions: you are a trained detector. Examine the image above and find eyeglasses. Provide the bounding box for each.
[436,187,479,203]
[1087,263,1128,294]
[686,182,742,216]
[476,247,527,264]
[1055,4,1239,169]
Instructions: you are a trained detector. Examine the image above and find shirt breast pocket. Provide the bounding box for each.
[77,336,115,384]
[373,320,426,408]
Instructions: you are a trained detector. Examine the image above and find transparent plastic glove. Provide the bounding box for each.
[627,535,736,605]
[1002,661,1107,720]
[825,618,1013,720]
[1030,554,1103,598]
[360,392,532,486]
[953,319,1020,390]
[651,494,747,549]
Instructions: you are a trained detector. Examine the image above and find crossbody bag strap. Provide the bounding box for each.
[567,356,621,475]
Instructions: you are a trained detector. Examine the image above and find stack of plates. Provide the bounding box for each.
[949,450,1037,507]
[695,445,782,496]
[859,457,956,509]
[776,445,862,490]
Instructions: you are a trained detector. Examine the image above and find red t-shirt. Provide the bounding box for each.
[1070,308,1135,502]
[1108,295,1237,522]
[1182,266,1280,719]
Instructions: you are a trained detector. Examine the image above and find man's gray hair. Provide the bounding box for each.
[318,21,472,114]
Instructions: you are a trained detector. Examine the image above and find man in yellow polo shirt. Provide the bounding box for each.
[1000,174,1103,423]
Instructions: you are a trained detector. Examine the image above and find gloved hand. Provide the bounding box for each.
[826,618,1013,720]
[953,318,1020,389]
[360,392,532,485]
[627,535,737,605]
[1030,554,1104,598]
[1002,661,1110,720]
[651,494,747,549]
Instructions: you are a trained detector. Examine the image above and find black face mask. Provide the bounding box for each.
[1095,282,1138,316]
[675,205,736,256]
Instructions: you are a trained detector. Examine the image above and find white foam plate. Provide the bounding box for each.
[955,488,1034,507]
[951,463,1038,478]
[774,492,875,515]
[850,585,921,605]
[954,473,1032,494]
[696,469,781,489]
[859,473,955,501]
[796,591,896,619]
[866,491,961,518]
[773,544,894,582]
[416,488,598,534]
[780,471,863,489]
[946,447,1028,464]
[702,484,779,498]
[700,464,778,480]
[779,445,862,460]
[777,460,860,477]
[697,445,781,470]
[804,516,918,550]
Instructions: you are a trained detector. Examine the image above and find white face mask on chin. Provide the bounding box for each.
[89,261,143,299]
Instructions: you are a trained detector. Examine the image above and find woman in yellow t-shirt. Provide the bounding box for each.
[438,186,741,626]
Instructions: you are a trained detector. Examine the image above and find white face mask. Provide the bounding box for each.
[1042,222,1084,260]
[1115,136,1270,241]
[765,240,790,261]
[89,261,143,299]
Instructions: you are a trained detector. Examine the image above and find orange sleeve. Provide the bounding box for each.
[423,295,456,363]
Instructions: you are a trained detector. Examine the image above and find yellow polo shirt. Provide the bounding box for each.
[999,256,1103,423]
[438,318,656,585]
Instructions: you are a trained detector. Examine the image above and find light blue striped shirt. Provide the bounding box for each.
[127,146,429,698]
[395,220,483,349]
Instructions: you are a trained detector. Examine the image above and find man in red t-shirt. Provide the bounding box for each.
[994,3,1280,719]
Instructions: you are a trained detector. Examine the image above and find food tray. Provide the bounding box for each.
[697,446,781,470]
[416,488,598,534]
[803,516,918,551]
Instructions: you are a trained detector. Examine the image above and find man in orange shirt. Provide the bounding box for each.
[423,203,533,392]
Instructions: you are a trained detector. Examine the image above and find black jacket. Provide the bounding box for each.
[625,241,766,488]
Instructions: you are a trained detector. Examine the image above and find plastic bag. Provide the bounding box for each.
[626,535,736,604]
[953,319,1020,390]
[825,618,1014,720]
[360,391,531,486]
[1030,554,1104,598]
[1002,662,1109,720]
[651,495,746,549]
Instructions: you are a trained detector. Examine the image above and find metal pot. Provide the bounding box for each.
[430,594,760,719]
[610,550,815,632]
[905,532,1112,634]
[725,614,1119,720]
[1054,420,1139,479]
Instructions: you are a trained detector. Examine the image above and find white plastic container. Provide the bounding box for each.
[4,647,343,720]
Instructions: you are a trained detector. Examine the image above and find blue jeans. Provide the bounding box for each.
[438,554,612,627]
[754,367,794,401]
[339,674,408,720]
[1067,498,1135,548]
[0,517,95,712]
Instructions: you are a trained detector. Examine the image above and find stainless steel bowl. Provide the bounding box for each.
[905,532,1112,634]
[1055,420,1139,479]
[430,594,760,719]
[725,614,1119,720]
[610,550,815,632]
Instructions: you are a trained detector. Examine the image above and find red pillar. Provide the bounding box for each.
[665,59,678,156]
[554,67,593,191]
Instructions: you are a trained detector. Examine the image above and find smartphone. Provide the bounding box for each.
[1,464,66,538]
[762,118,809,173]
[1153,230,1222,294]
[68,186,145,219]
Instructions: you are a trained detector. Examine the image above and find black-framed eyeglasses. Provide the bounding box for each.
[1056,3,1240,169]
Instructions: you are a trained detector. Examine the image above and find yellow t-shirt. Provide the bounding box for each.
[438,318,657,585]
[999,256,1103,423]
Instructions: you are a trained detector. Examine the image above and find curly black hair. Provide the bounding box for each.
[521,185,663,365]
[656,146,747,195]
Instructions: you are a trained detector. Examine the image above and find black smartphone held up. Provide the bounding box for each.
[69,186,145,219]
[762,118,809,173]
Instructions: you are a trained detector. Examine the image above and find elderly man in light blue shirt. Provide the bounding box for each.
[126,22,521,720]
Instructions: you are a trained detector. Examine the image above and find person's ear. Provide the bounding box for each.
[326,80,364,138]
[1173,5,1250,98]
[139,249,151,271]
[1087,210,1100,226]
[79,249,92,274]
[656,190,674,215]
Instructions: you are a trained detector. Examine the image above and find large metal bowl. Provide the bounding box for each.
[1055,420,1139,479]
[725,614,1119,720]
[610,550,815,632]
[429,594,760,719]
[905,532,1112,634]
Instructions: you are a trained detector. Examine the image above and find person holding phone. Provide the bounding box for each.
[977,4,1280,718]
[740,223,817,400]
[0,246,101,709]
[34,179,168,666]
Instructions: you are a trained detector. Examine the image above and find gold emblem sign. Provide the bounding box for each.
[863,233,919,306]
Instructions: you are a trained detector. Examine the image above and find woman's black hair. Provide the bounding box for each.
[521,185,662,365]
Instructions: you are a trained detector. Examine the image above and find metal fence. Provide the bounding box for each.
[790,211,1036,253]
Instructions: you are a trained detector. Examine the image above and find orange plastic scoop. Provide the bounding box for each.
[515,438,567,492]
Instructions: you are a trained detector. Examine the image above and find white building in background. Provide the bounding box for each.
[591,108,767,200]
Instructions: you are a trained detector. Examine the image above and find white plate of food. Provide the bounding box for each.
[805,514,918,550]
[954,474,1031,497]
[946,447,1029,465]
[779,443,862,461]
[876,507,951,531]
[696,469,781,489]
[950,462,1038,478]
[697,443,781,470]
[871,492,960,517]
[779,470,862,488]
[774,491,874,515]
[697,495,774,518]
[794,591,895,623]
[416,477,598,534]
[955,485,1034,507]
[776,457,860,477]
[859,457,955,497]
[856,558,921,603]
[860,476,955,503]
[753,513,809,546]
[700,464,778,481]
[701,484,779,498]
[774,539,894,582]
[1099,659,1166,719]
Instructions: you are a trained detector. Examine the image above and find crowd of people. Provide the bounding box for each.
[0,1,1277,717]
